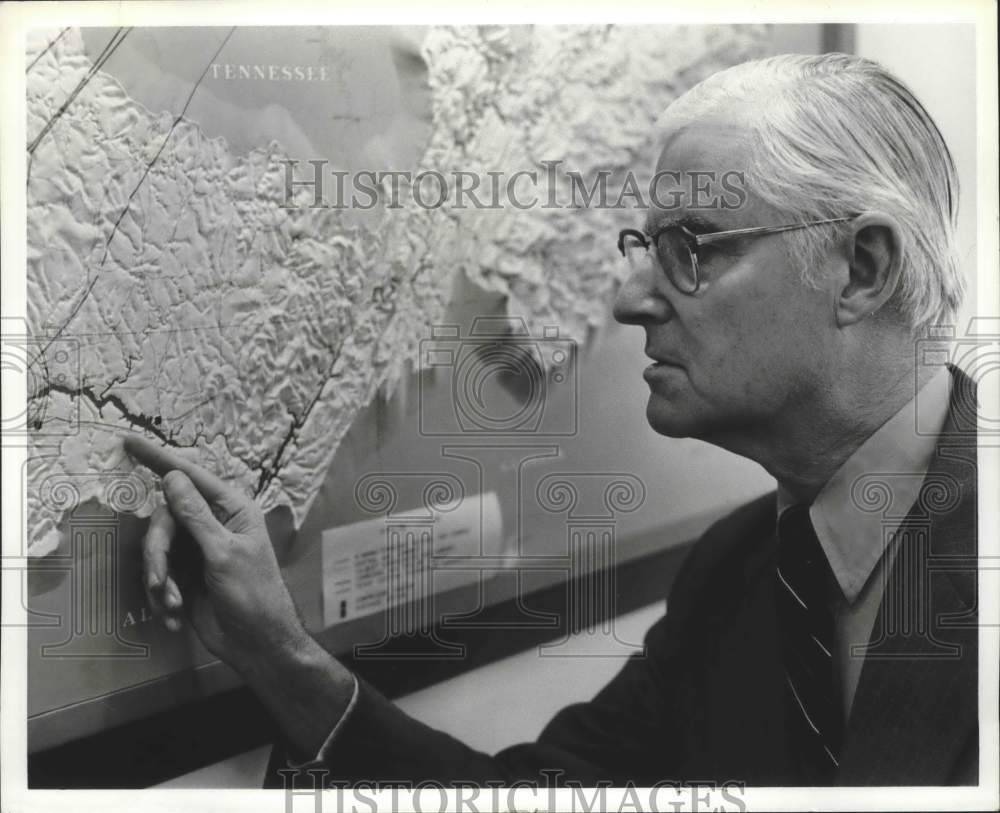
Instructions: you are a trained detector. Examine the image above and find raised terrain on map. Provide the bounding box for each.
[24,24,767,556]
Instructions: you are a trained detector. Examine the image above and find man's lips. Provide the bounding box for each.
[644,352,684,368]
[643,356,685,381]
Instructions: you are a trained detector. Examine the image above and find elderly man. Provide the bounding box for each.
[124,52,978,787]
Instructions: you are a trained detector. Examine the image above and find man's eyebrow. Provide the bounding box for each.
[645,213,724,235]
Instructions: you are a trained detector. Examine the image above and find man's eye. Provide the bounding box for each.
[695,244,724,264]
[700,240,742,261]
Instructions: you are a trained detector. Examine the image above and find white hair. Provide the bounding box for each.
[665,53,963,333]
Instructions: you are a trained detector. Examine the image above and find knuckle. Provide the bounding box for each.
[172,494,201,518]
[168,489,206,520]
[162,469,187,491]
[212,533,240,564]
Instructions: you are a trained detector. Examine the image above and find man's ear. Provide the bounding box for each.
[836,212,903,327]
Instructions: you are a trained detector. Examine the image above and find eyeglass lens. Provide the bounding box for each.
[620,230,697,293]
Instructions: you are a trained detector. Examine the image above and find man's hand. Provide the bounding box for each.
[123,433,357,761]
[123,434,308,671]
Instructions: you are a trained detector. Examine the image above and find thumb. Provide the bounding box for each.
[161,469,226,562]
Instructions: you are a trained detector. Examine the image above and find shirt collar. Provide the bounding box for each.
[777,366,952,604]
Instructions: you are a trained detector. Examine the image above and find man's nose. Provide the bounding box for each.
[612,263,673,326]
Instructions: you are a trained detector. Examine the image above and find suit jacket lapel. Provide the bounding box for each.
[837,367,978,785]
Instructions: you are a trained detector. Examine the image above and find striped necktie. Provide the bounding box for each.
[775,503,843,784]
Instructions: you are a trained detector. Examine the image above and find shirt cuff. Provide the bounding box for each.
[285,673,360,770]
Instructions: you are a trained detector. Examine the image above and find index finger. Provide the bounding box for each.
[121,433,244,515]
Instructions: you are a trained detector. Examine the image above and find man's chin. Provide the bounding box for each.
[644,400,700,439]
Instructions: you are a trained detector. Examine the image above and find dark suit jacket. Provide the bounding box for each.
[266,367,978,787]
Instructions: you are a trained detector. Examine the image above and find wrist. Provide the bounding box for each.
[240,628,356,760]
[240,620,321,684]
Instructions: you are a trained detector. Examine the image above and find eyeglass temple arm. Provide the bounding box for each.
[693,216,856,246]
